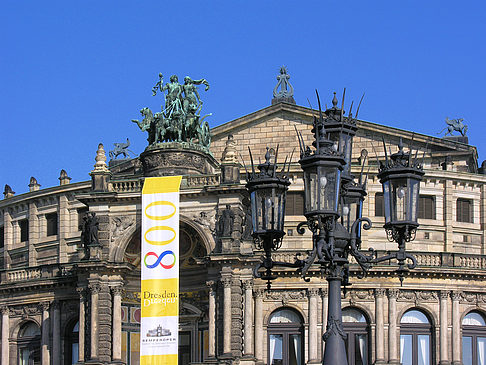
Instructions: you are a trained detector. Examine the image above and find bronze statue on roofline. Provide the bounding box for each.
[132,73,212,153]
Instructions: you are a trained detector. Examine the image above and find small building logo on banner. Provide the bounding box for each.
[141,176,182,365]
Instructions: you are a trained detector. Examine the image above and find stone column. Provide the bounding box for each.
[40,302,50,365]
[321,288,328,356]
[1,306,9,365]
[444,180,454,251]
[452,292,461,365]
[76,288,86,363]
[206,281,216,358]
[222,277,232,354]
[58,195,69,263]
[89,283,101,360]
[388,289,399,365]
[243,280,254,357]
[375,289,386,364]
[254,289,264,362]
[112,286,123,361]
[52,301,61,365]
[3,210,12,268]
[440,291,450,365]
[308,288,319,362]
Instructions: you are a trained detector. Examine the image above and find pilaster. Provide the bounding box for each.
[59,194,69,263]
[254,288,264,363]
[375,288,386,364]
[308,288,320,363]
[444,179,454,251]
[243,280,254,357]
[387,289,399,365]
[40,302,50,365]
[1,306,9,365]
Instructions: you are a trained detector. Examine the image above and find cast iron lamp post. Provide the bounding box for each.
[245,91,424,365]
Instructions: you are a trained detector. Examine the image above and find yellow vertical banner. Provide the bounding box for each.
[141,176,182,365]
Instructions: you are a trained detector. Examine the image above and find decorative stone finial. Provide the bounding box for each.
[3,184,15,199]
[221,135,240,184]
[272,66,295,105]
[221,135,238,164]
[92,143,109,173]
[29,177,41,192]
[90,143,111,192]
[59,169,72,185]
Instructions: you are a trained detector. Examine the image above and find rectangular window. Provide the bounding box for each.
[0,226,4,248]
[46,213,58,236]
[285,192,304,216]
[375,193,384,217]
[19,219,29,242]
[77,208,88,231]
[457,198,473,223]
[418,195,435,220]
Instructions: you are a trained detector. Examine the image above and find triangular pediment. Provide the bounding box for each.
[210,102,478,173]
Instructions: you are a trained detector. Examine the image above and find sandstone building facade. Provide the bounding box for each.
[1,96,486,365]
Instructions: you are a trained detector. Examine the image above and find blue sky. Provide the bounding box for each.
[1,1,485,194]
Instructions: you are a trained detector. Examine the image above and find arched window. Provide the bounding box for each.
[18,321,41,365]
[400,309,434,365]
[268,308,304,365]
[64,321,79,365]
[462,311,486,365]
[342,307,370,365]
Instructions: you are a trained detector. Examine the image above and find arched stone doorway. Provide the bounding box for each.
[120,221,210,364]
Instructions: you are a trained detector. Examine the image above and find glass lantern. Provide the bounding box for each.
[300,155,345,219]
[339,183,366,237]
[378,145,424,229]
[249,184,288,238]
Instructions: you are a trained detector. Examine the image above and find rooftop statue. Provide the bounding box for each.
[272,66,295,105]
[109,138,134,160]
[438,117,468,137]
[132,73,212,152]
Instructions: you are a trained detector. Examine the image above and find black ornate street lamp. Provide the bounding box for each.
[245,91,424,365]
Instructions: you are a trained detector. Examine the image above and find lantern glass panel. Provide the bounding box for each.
[304,170,318,213]
[250,187,287,234]
[330,133,353,176]
[340,195,364,236]
[408,179,420,223]
[391,178,408,222]
[317,165,341,213]
[383,181,392,223]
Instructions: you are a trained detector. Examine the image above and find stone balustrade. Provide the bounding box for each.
[1,264,72,284]
[110,179,143,193]
[266,250,486,272]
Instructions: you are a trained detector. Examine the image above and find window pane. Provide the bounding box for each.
[478,337,486,365]
[285,192,304,216]
[375,193,384,217]
[20,219,29,242]
[0,226,4,248]
[401,310,430,324]
[463,312,486,326]
[269,334,283,365]
[418,335,430,365]
[418,196,435,220]
[46,213,58,236]
[457,198,473,223]
[269,309,302,324]
[355,334,368,365]
[400,335,412,365]
[342,308,366,323]
[71,343,79,364]
[289,334,302,365]
[463,336,473,365]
